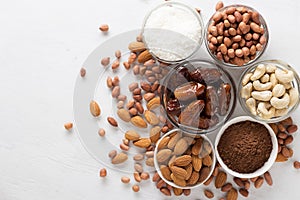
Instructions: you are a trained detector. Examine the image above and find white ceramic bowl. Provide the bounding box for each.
[215,116,278,179]
[154,129,216,189]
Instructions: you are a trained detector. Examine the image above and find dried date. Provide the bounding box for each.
[205,86,219,116]
[218,83,231,116]
[174,82,205,101]
[179,100,205,126]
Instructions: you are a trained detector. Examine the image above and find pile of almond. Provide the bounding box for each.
[156,131,214,189]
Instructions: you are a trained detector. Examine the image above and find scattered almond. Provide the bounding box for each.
[80,67,86,77]
[128,41,146,52]
[137,50,152,63]
[144,110,160,125]
[111,152,128,164]
[107,117,118,127]
[101,57,110,66]
[117,108,131,122]
[121,176,130,184]
[133,138,151,148]
[125,130,140,141]
[204,189,214,199]
[90,100,101,117]
[131,116,148,128]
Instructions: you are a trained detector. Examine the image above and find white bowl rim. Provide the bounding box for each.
[153,128,216,189]
[215,116,278,179]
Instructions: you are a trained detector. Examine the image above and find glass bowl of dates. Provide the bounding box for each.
[160,59,236,134]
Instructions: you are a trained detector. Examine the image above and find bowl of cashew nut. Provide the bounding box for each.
[239,60,300,123]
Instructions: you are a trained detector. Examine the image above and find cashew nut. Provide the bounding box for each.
[241,82,253,99]
[250,64,266,81]
[257,102,275,119]
[265,64,277,73]
[270,73,278,87]
[288,87,299,107]
[275,108,288,117]
[251,91,272,101]
[272,84,286,97]
[270,93,290,109]
[275,68,294,83]
[242,72,253,86]
[253,80,272,91]
[260,74,270,83]
[245,97,257,115]
[282,82,292,89]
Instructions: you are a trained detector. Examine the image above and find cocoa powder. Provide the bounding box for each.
[218,121,272,173]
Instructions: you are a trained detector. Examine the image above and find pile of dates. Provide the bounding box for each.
[165,64,232,130]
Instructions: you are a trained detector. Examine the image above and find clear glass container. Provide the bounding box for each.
[205,4,269,68]
[160,59,236,134]
[238,60,300,123]
[141,1,204,63]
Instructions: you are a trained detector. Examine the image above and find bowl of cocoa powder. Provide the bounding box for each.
[215,116,278,178]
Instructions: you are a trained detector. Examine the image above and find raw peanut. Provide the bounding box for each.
[173,187,183,196]
[220,44,227,54]
[156,179,166,189]
[111,152,128,164]
[132,88,141,95]
[121,176,130,184]
[251,11,260,24]
[141,81,152,92]
[144,110,159,125]
[117,108,131,122]
[101,57,110,67]
[131,116,147,128]
[122,139,129,145]
[250,22,261,33]
[137,50,152,63]
[98,128,105,137]
[129,107,138,116]
[120,143,129,151]
[278,132,287,139]
[174,155,192,167]
[117,95,127,101]
[133,138,151,148]
[132,184,140,192]
[140,172,149,180]
[160,188,171,196]
[152,172,160,182]
[111,60,120,70]
[227,189,238,200]
[145,151,154,157]
[90,100,101,117]
[254,177,264,188]
[80,67,86,77]
[213,11,222,22]
[134,172,141,182]
[128,53,137,64]
[157,149,172,163]
[128,41,146,52]
[264,171,273,186]
[135,102,144,114]
[204,189,214,199]
[126,100,135,109]
[282,147,291,158]
[117,101,124,109]
[228,15,235,23]
[183,189,191,196]
[277,123,286,132]
[108,150,117,159]
[287,124,298,134]
[239,188,249,197]
[234,11,242,22]
[250,177,258,182]
[111,86,120,98]
[99,168,107,177]
[99,24,109,32]
[133,153,144,161]
[215,171,227,188]
[160,165,172,181]
[123,61,130,70]
[280,117,293,126]
[221,183,233,192]
[233,177,244,187]
[114,50,121,59]
[294,161,300,169]
[133,65,140,75]
[244,180,250,190]
[128,82,138,92]
[215,1,224,11]
[212,165,219,176]
[106,76,113,88]
[150,126,161,143]
[64,122,73,131]
[143,93,155,101]
[107,117,118,127]
[133,94,142,101]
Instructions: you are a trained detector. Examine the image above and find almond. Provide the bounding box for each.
[192,138,203,156]
[111,152,128,164]
[204,189,214,199]
[144,110,160,125]
[156,149,172,163]
[203,155,213,167]
[131,116,147,128]
[167,132,182,149]
[173,187,183,196]
[137,50,152,63]
[133,138,151,148]
[221,183,233,192]
[239,188,249,197]
[170,173,186,187]
[125,130,140,141]
[128,41,146,52]
[160,165,172,181]
[107,117,118,127]
[146,97,160,110]
[150,126,161,143]
[160,188,171,196]
[276,153,288,162]
[185,163,193,180]
[90,100,101,117]
[117,108,131,122]
[187,171,199,185]
[173,138,189,155]
[174,155,192,167]
[192,155,202,172]
[157,136,170,150]
[254,176,264,188]
[215,171,227,188]
[170,166,188,180]
[227,188,238,200]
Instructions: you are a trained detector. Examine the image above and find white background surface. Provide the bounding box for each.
[1,0,300,199]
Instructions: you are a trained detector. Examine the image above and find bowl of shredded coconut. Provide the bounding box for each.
[141,1,204,63]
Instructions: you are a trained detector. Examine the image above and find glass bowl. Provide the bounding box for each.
[205,4,269,68]
[238,60,300,123]
[141,1,204,63]
[153,129,216,189]
[160,59,236,134]
[215,116,278,179]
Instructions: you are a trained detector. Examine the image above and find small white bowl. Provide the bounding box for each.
[154,129,216,189]
[215,116,278,179]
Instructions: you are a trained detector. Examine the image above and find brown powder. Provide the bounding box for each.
[217,121,272,173]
